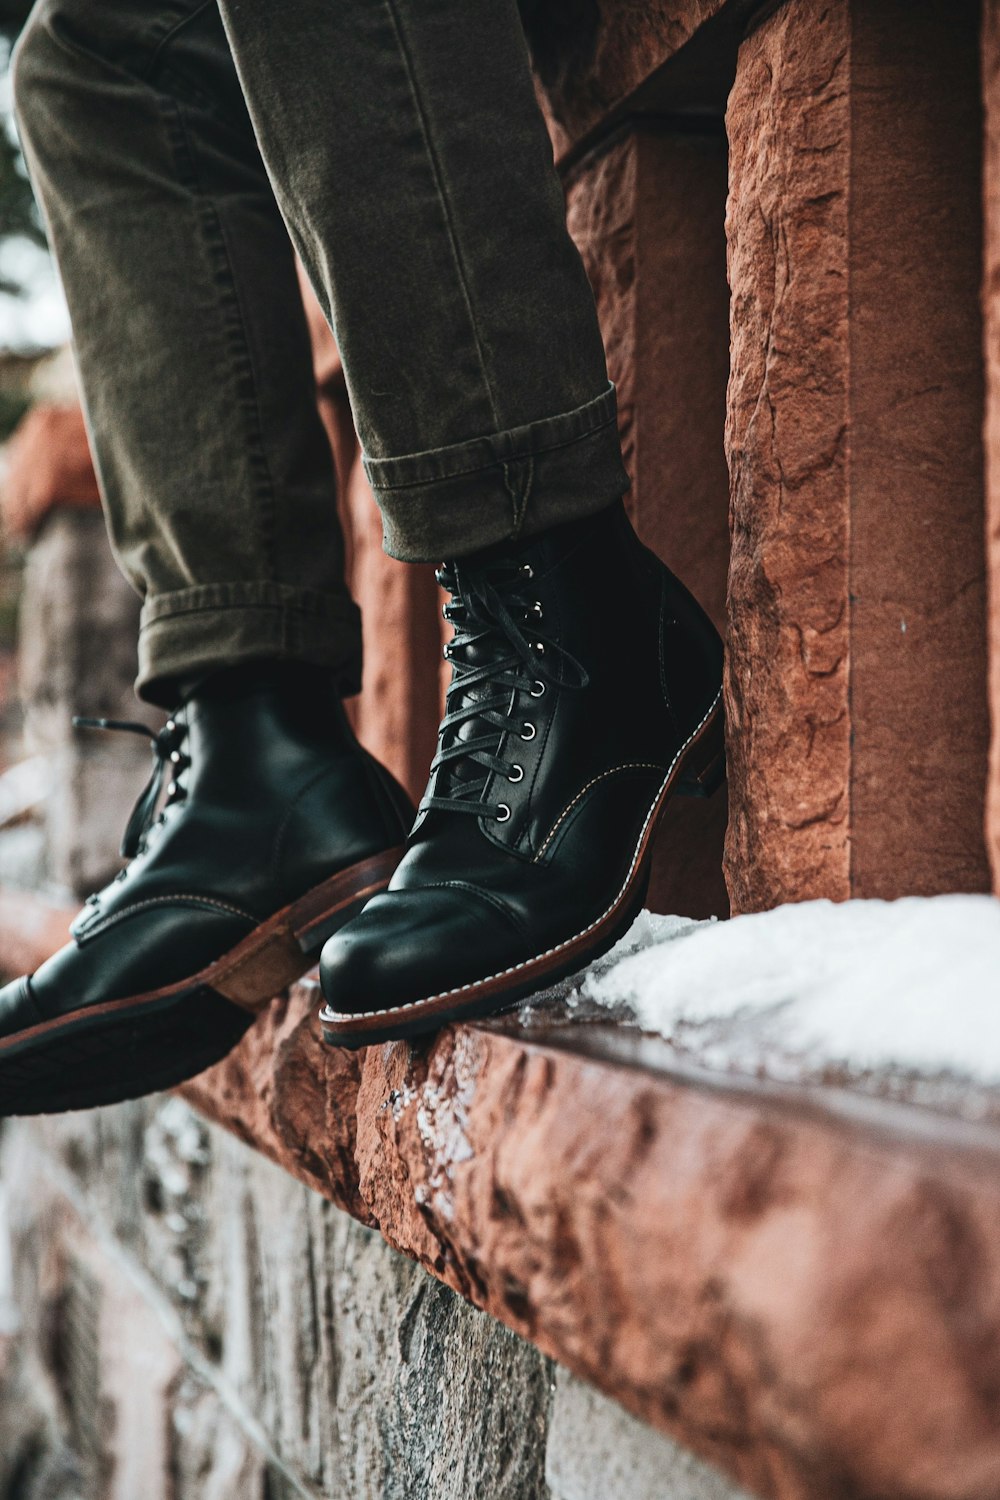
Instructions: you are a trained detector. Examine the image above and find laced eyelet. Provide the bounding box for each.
[443,642,453,660]
[508,765,524,783]
[520,722,536,741]
[520,563,534,580]
[496,803,511,822]
[533,641,545,656]
[525,600,543,623]
[529,680,546,698]
[170,750,182,765]
[165,720,176,734]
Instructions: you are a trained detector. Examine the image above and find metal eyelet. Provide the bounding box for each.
[508,764,524,783]
[520,722,536,741]
[520,563,534,580]
[496,803,511,822]
[165,720,176,733]
[443,642,453,660]
[170,749,182,765]
[529,680,546,698]
[533,641,546,656]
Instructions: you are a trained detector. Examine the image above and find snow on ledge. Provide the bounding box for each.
[577,895,1000,1094]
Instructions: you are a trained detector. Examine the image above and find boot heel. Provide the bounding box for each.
[289,845,404,956]
[676,703,726,799]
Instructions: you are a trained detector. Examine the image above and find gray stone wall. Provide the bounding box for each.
[0,1104,746,1500]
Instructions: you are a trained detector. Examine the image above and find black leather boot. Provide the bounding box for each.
[319,501,724,1047]
[0,663,414,1115]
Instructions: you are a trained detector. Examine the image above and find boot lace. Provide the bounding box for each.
[422,559,588,823]
[72,714,190,859]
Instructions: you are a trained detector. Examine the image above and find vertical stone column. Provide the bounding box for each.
[849,0,989,899]
[566,126,732,918]
[726,0,991,912]
[983,0,1000,892]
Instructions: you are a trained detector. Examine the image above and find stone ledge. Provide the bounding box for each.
[2,889,999,1500]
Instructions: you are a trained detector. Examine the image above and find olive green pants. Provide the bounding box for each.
[12,0,628,705]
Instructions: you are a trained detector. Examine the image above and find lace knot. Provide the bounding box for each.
[72,714,189,858]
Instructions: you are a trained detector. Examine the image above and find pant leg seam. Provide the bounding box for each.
[160,96,280,585]
[383,0,502,433]
[141,0,217,80]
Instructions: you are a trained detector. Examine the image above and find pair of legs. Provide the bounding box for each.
[12,0,627,701]
[0,0,724,1112]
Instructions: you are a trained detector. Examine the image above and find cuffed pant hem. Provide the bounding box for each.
[366,384,631,563]
[136,581,363,707]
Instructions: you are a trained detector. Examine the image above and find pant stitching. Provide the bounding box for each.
[369,410,619,490]
[513,456,533,536]
[141,0,217,80]
[161,98,279,585]
[383,0,502,433]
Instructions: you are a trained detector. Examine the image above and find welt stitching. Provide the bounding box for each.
[78,895,257,942]
[369,412,618,491]
[383,0,502,432]
[533,763,667,862]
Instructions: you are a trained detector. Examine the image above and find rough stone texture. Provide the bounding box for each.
[725,0,991,910]
[0,886,994,1500]
[125,963,995,1500]
[983,0,1000,892]
[18,510,155,897]
[848,0,990,899]
[545,1366,750,1500]
[353,1019,1000,1500]
[0,1098,738,1500]
[725,2,851,912]
[566,127,731,918]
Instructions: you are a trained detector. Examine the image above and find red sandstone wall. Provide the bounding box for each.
[724,3,852,911]
[726,0,991,910]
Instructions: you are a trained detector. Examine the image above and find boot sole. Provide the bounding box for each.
[320,693,725,1049]
[0,845,404,1117]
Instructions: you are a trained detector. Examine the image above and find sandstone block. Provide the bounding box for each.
[726,0,991,909]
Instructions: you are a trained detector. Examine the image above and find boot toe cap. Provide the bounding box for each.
[319,884,527,1020]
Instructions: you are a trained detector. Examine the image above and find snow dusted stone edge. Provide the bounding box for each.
[3,891,1000,1500]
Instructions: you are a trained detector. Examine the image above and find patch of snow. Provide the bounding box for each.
[582,895,1000,1088]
